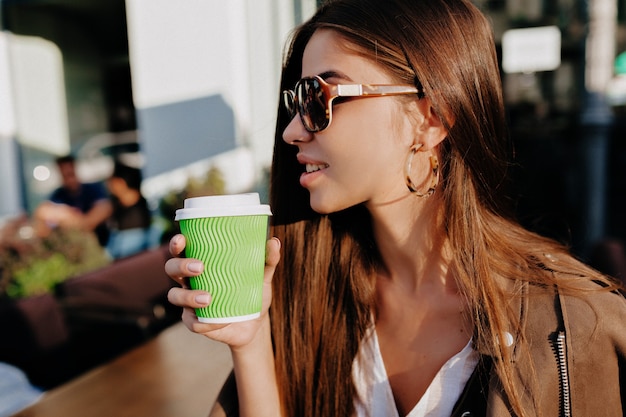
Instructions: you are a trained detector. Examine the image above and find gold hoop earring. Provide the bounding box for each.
[405,144,439,197]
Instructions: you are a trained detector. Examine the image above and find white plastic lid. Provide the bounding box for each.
[174,193,272,220]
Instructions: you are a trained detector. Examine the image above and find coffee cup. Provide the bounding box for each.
[175,193,272,323]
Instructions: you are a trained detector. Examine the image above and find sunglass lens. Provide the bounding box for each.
[282,90,296,117]
[297,78,329,132]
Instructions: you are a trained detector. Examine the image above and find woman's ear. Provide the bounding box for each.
[413,98,450,150]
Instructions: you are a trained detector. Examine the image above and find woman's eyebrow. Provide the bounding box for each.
[318,70,353,82]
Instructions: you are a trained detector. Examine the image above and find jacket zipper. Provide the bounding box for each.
[556,331,571,417]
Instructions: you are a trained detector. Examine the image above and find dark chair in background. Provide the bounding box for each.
[55,245,181,373]
[0,245,181,390]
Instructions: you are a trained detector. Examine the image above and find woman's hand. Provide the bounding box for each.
[165,234,281,349]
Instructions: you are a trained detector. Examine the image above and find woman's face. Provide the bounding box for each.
[282,29,417,214]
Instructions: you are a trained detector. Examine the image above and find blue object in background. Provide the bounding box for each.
[0,362,43,417]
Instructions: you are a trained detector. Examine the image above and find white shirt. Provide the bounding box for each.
[352,328,479,417]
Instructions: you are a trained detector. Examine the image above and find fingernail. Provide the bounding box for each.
[170,234,182,247]
[188,261,203,273]
[195,294,211,305]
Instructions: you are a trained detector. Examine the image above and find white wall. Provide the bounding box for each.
[0,33,16,139]
[0,32,69,156]
[125,0,310,199]
[0,32,70,217]
[0,33,22,217]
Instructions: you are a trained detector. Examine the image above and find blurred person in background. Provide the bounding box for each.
[105,160,154,259]
[34,154,112,246]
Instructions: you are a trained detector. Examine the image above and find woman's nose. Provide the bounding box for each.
[282,115,313,145]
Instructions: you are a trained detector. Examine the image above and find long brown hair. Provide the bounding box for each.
[268,0,618,416]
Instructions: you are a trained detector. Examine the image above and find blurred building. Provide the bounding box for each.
[0,0,317,214]
[479,0,626,256]
[1,0,626,258]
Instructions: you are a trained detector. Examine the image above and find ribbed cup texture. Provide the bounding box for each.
[180,215,268,321]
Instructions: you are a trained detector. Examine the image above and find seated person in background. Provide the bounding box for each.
[105,160,154,259]
[34,154,112,246]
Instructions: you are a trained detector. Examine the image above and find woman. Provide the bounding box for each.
[105,160,154,259]
[166,0,626,416]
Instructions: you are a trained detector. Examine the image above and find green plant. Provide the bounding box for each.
[0,217,110,300]
[157,166,226,243]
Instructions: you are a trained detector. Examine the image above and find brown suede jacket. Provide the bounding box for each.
[452,279,626,417]
[210,277,626,417]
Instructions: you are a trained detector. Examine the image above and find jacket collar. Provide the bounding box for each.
[472,276,528,358]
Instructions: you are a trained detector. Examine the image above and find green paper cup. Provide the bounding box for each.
[175,193,272,323]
